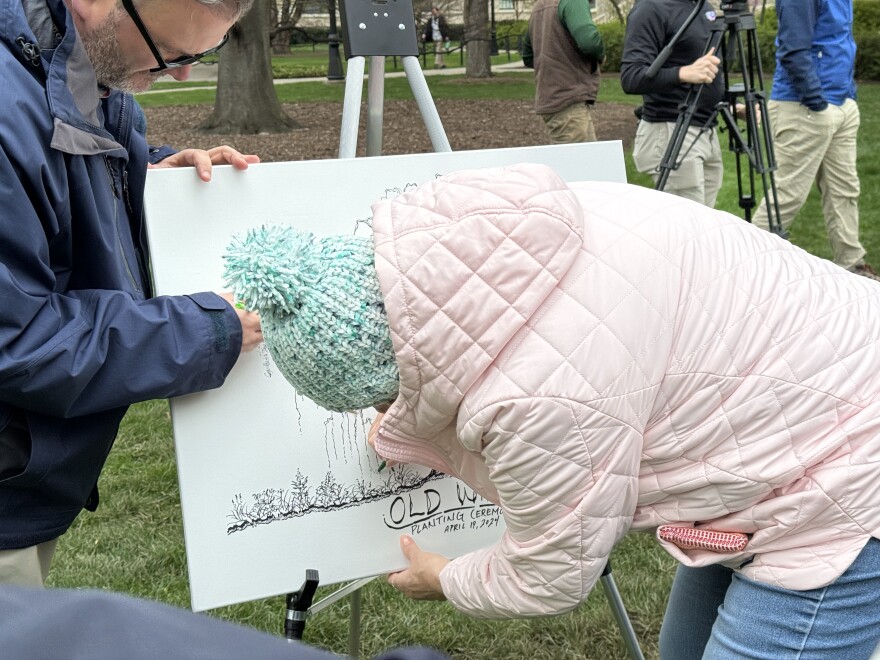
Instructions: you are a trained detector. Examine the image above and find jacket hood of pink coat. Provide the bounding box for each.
[370,164,584,474]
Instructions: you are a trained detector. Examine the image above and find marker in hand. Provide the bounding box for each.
[370,411,400,472]
[371,413,389,472]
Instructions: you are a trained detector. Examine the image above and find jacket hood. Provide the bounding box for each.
[370,164,584,465]
[5,0,126,157]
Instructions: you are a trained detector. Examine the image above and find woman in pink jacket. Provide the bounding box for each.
[226,164,880,658]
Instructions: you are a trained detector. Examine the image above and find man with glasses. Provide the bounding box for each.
[0,0,264,586]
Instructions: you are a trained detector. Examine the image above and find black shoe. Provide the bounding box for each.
[851,263,880,281]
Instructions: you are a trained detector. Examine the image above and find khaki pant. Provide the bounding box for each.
[632,120,723,208]
[752,99,863,270]
[540,103,597,144]
[434,41,445,67]
[0,538,58,586]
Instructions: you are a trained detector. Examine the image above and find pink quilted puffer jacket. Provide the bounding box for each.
[370,163,880,619]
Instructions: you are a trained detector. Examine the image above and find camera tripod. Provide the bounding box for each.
[649,0,784,236]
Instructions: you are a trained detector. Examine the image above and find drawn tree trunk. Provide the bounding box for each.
[463,0,491,78]
[199,0,297,134]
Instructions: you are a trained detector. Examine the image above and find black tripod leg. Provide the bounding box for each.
[654,28,724,193]
[715,12,786,237]
[655,107,699,192]
[757,106,785,237]
[743,28,785,238]
[717,103,756,220]
[740,95,778,228]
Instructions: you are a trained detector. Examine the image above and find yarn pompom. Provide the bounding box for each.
[224,225,324,314]
[221,225,399,412]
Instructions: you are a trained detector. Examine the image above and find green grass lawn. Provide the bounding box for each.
[50,76,880,659]
[49,400,673,660]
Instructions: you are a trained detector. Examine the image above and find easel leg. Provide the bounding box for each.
[348,588,362,658]
[300,3,451,651]
[600,563,645,660]
[340,56,367,158]
[366,56,385,157]
[402,57,451,152]
[303,576,376,653]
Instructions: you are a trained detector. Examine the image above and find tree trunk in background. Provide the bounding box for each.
[199,0,297,134]
[607,0,626,23]
[271,0,294,54]
[271,0,306,55]
[463,0,491,78]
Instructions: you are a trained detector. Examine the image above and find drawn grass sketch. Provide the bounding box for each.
[227,466,445,534]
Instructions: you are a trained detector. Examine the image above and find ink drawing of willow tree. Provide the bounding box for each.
[200,0,298,134]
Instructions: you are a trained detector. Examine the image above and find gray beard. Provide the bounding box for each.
[79,9,160,94]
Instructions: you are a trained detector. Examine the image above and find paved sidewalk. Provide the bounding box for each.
[139,59,528,94]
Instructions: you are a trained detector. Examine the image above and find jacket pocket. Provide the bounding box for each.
[0,409,32,483]
[632,121,667,174]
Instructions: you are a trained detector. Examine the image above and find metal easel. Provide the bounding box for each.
[336,0,450,158]
[285,2,450,656]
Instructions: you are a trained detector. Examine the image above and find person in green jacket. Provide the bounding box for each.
[522,0,605,144]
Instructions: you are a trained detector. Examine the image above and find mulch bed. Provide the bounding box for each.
[143,99,638,162]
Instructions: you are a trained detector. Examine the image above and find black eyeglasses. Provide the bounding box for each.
[120,0,229,72]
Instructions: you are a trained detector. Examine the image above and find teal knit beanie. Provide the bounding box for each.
[223,226,399,413]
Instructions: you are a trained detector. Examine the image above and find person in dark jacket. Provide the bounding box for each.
[521,0,604,144]
[422,6,449,69]
[620,0,724,207]
[0,0,264,586]
[0,585,449,660]
[750,0,879,281]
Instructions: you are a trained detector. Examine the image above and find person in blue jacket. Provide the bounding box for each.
[751,0,879,281]
[0,0,264,586]
[0,585,449,660]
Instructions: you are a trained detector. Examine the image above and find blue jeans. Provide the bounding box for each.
[659,537,880,659]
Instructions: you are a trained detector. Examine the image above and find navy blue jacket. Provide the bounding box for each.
[0,585,450,659]
[771,0,857,111]
[0,0,241,548]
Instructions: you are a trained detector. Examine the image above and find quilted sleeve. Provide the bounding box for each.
[439,397,641,618]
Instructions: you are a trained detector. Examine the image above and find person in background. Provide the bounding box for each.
[750,0,879,281]
[521,0,605,144]
[226,163,880,658]
[620,0,724,207]
[0,0,263,586]
[422,6,450,69]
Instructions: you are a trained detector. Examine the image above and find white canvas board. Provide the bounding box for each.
[144,142,626,611]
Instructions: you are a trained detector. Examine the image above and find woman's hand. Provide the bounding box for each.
[368,411,398,471]
[148,146,260,182]
[387,536,449,600]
